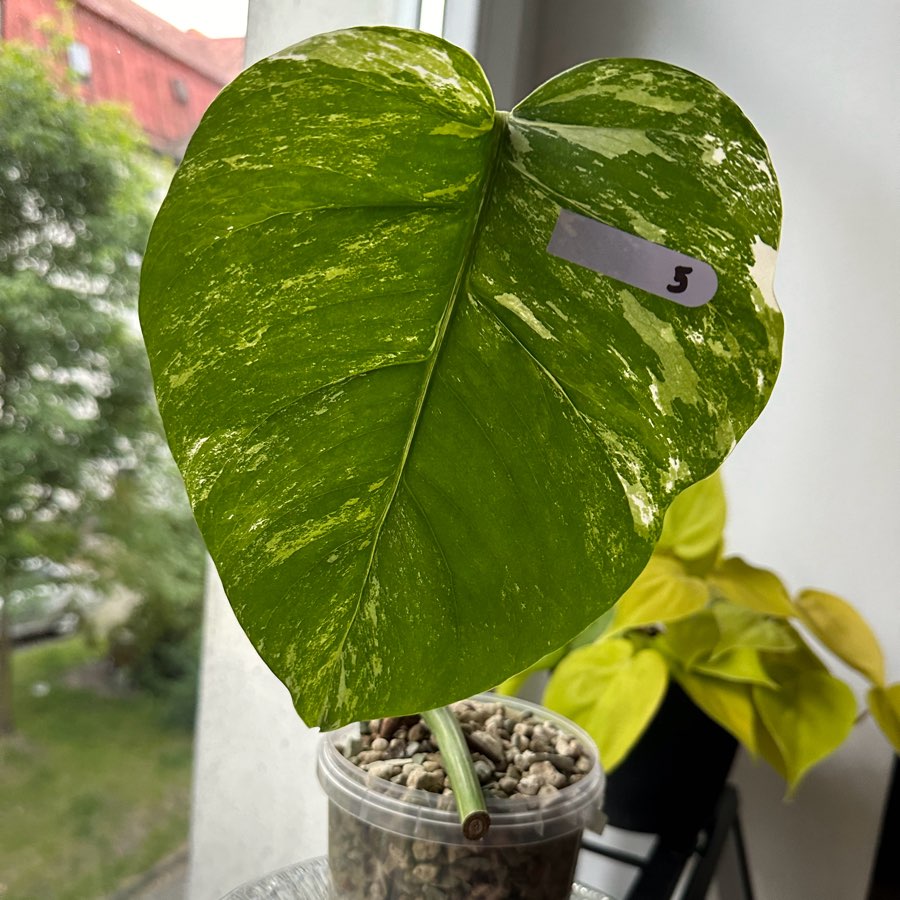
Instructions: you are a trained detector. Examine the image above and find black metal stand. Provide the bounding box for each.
[580,784,755,900]
[867,755,900,900]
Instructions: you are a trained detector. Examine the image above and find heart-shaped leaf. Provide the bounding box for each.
[656,471,727,562]
[761,636,829,681]
[753,671,857,790]
[868,684,900,753]
[751,708,790,782]
[710,600,798,658]
[608,553,710,634]
[544,639,669,771]
[794,589,885,686]
[709,557,795,617]
[675,668,760,755]
[656,609,720,667]
[694,647,777,688]
[140,27,782,727]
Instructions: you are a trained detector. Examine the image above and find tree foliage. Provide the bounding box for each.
[0,41,152,547]
[0,40,204,733]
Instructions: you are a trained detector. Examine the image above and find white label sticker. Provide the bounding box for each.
[547,208,718,308]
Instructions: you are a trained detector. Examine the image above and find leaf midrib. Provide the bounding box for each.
[324,112,508,697]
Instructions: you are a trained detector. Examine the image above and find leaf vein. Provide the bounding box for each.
[402,478,461,642]
[323,115,507,696]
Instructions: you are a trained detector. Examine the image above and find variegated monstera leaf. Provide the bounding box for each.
[140,27,782,728]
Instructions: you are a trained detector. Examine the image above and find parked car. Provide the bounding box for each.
[7,584,81,643]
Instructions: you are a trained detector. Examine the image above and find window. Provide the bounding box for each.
[0,3,247,897]
[66,41,92,79]
[170,76,189,104]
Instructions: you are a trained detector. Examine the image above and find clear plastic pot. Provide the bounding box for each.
[317,694,605,899]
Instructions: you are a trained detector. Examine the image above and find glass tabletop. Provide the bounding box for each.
[223,856,616,900]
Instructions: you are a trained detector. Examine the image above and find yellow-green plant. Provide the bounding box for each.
[500,474,900,791]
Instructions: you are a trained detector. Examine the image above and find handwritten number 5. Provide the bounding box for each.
[667,265,693,294]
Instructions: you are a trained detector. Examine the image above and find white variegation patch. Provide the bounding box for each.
[513,120,675,163]
[749,236,780,312]
[494,293,556,340]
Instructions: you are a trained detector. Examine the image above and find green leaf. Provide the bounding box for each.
[710,601,798,658]
[608,553,710,633]
[794,589,885,686]
[676,668,760,755]
[709,557,795,617]
[753,672,857,790]
[867,684,900,753]
[544,640,668,771]
[656,471,726,562]
[140,27,783,727]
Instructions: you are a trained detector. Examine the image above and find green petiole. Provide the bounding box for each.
[422,706,491,840]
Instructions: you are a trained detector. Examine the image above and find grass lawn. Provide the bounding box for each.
[0,637,195,900]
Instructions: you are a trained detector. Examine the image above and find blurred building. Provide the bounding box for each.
[0,0,244,157]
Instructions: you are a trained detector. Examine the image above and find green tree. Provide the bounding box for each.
[98,458,207,727]
[0,40,200,734]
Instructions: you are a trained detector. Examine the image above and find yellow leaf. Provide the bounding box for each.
[753,672,856,790]
[761,635,828,681]
[694,646,777,688]
[544,641,668,772]
[751,711,790,783]
[709,556,794,617]
[676,669,759,755]
[541,638,634,719]
[608,553,709,634]
[710,601,798,658]
[868,684,900,753]
[794,589,885,686]
[656,471,726,562]
[657,610,719,666]
[496,612,616,696]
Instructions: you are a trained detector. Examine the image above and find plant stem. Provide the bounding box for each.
[422,706,490,840]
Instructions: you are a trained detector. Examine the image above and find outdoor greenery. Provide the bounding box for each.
[139,26,784,734]
[0,38,205,734]
[502,473,900,791]
[0,637,194,900]
[98,463,206,726]
[0,34,205,896]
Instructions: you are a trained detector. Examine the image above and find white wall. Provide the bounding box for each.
[529,1,900,897]
[187,568,327,900]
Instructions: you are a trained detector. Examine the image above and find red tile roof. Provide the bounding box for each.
[190,33,245,81]
[75,0,245,84]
